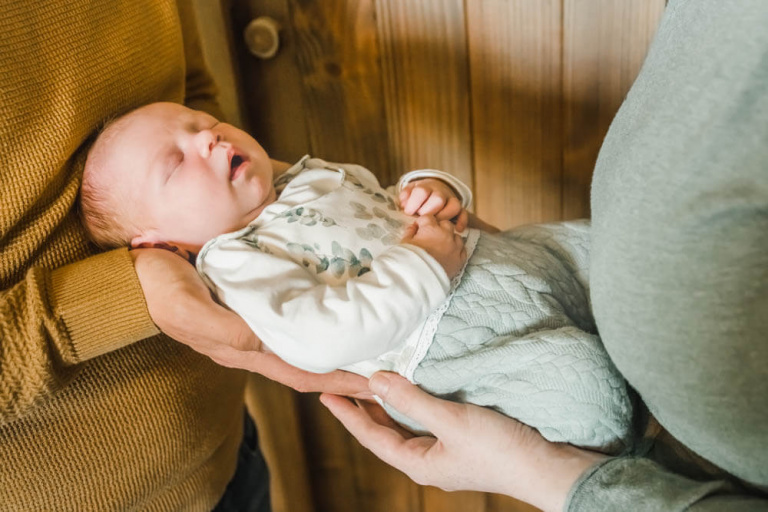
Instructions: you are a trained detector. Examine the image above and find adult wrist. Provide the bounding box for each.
[519,442,609,512]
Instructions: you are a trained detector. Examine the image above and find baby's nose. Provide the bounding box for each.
[195,130,220,158]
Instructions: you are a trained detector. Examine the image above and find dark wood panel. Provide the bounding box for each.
[297,394,365,512]
[422,487,488,512]
[288,0,393,183]
[228,0,311,163]
[468,0,564,229]
[245,374,315,512]
[350,433,423,512]
[375,0,472,188]
[487,494,542,512]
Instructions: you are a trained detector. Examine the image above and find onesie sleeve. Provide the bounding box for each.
[198,240,451,374]
[394,169,474,209]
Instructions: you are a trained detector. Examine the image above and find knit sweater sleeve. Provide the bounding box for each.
[0,249,159,424]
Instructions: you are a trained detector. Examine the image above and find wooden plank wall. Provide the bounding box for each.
[227,1,667,511]
[468,0,564,228]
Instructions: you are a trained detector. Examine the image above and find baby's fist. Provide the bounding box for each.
[400,179,467,231]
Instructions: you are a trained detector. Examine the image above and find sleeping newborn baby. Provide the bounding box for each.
[80,101,635,453]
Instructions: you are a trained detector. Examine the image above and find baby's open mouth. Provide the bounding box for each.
[229,153,247,180]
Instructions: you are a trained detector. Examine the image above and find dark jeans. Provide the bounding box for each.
[213,412,271,512]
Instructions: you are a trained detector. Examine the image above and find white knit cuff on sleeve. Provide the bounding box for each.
[396,169,473,209]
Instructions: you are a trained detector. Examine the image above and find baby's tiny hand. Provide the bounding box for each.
[400,178,468,232]
[401,215,467,279]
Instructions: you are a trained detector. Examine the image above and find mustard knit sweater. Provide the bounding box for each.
[0,1,247,509]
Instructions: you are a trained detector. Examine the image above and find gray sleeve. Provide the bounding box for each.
[567,458,768,512]
[575,0,768,509]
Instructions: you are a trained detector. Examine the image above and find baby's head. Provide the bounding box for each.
[81,102,275,252]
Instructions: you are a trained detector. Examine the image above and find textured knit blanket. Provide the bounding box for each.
[387,221,634,454]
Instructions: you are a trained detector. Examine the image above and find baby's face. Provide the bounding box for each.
[106,102,275,250]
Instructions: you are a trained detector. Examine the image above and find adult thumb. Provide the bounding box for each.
[369,372,463,438]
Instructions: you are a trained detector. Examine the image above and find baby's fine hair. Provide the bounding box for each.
[79,112,140,249]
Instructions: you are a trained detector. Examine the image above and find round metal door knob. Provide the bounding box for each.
[244,16,281,59]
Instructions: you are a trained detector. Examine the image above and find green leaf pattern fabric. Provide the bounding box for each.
[237,158,414,283]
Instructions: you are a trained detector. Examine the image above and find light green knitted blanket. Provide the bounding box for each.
[388,221,634,454]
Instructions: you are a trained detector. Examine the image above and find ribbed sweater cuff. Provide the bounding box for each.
[564,457,729,511]
[48,248,159,364]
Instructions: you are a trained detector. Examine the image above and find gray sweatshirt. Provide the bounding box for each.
[566,0,768,510]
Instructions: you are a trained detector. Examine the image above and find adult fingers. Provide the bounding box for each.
[308,371,374,399]
[320,394,418,463]
[321,393,441,479]
[368,372,467,440]
[355,398,415,437]
[235,352,373,398]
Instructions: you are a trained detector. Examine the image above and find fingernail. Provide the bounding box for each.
[369,373,391,398]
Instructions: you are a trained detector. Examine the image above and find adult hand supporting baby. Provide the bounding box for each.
[320,372,608,512]
[131,248,371,398]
